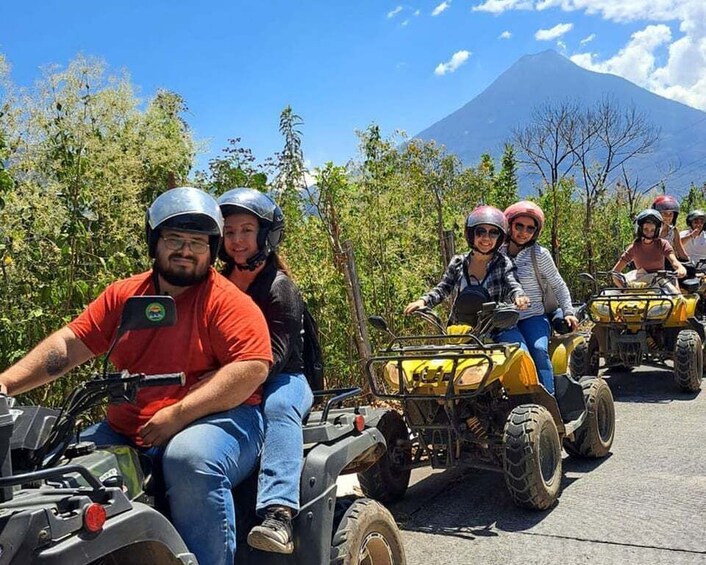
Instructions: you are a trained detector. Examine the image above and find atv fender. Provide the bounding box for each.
[11,501,195,565]
[238,427,386,565]
[550,334,585,375]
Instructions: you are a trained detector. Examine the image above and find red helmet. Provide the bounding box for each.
[652,195,679,225]
[504,201,545,240]
[465,205,507,253]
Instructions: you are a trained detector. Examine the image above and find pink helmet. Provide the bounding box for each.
[504,201,545,239]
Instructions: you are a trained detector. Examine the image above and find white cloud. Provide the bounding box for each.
[434,50,471,75]
[470,0,706,110]
[535,22,573,41]
[414,9,421,16]
[402,19,410,26]
[432,1,451,16]
[499,30,512,39]
[472,0,533,14]
[387,6,403,18]
[557,39,567,51]
[580,33,596,45]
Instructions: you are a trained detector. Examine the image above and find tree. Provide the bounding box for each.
[513,101,582,263]
[492,143,519,210]
[137,90,195,205]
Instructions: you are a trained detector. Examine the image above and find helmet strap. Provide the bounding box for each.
[471,245,495,256]
[234,249,268,271]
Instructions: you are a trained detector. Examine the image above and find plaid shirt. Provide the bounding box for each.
[421,252,525,308]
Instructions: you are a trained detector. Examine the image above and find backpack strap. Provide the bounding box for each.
[529,244,545,289]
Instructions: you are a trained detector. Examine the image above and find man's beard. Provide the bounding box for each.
[153,255,209,287]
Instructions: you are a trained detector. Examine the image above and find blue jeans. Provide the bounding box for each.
[257,372,313,515]
[81,404,264,565]
[496,315,554,394]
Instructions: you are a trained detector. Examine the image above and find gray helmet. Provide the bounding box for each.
[146,187,224,264]
[465,205,507,253]
[634,209,662,239]
[217,188,284,269]
[686,209,706,228]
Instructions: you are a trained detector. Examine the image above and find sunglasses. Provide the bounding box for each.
[474,227,502,239]
[513,222,537,233]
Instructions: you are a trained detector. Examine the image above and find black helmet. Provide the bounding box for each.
[634,209,663,240]
[465,205,507,254]
[652,194,679,225]
[217,188,285,269]
[146,187,224,264]
[686,209,706,228]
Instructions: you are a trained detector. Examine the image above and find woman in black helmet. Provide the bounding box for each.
[218,187,313,555]
[405,205,529,333]
[612,208,686,291]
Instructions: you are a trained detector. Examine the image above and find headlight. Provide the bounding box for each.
[455,364,489,387]
[590,301,610,318]
[646,302,671,319]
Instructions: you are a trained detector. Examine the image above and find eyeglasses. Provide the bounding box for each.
[160,236,210,254]
[474,227,502,239]
[513,222,537,233]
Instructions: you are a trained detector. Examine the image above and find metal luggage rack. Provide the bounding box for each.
[586,291,676,325]
[366,344,509,401]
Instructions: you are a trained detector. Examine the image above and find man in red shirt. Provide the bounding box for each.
[0,187,273,565]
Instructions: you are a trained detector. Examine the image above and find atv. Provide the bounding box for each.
[0,295,406,565]
[573,270,704,392]
[358,296,615,511]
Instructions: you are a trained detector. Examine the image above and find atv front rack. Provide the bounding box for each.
[587,290,676,326]
[366,338,518,401]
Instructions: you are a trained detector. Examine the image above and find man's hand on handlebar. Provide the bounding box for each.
[514,295,530,310]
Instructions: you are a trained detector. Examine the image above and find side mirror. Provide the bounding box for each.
[104,296,177,376]
[118,296,177,333]
[490,306,520,330]
[368,315,389,333]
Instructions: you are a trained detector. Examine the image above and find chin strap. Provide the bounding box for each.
[471,246,495,256]
[234,249,268,271]
[509,237,535,250]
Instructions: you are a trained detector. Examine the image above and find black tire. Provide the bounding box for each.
[503,404,562,510]
[330,498,406,565]
[358,410,411,503]
[569,334,599,378]
[563,378,615,458]
[673,329,703,392]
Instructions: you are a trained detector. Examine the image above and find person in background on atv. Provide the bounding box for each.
[500,201,579,395]
[0,187,273,565]
[680,209,706,264]
[404,205,530,341]
[218,188,313,556]
[653,194,689,262]
[612,208,686,292]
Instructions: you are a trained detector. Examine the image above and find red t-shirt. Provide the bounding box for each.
[619,238,674,272]
[68,268,272,441]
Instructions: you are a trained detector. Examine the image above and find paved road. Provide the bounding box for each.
[385,368,706,565]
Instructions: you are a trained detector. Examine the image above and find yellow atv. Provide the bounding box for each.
[359,299,615,511]
[572,270,704,392]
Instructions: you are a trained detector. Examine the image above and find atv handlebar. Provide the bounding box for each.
[34,370,186,470]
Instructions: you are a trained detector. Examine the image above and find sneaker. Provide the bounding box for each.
[247,506,294,554]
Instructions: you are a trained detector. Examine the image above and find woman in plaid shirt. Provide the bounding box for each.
[405,205,529,341]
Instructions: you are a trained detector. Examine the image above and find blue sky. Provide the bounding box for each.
[2,1,703,176]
